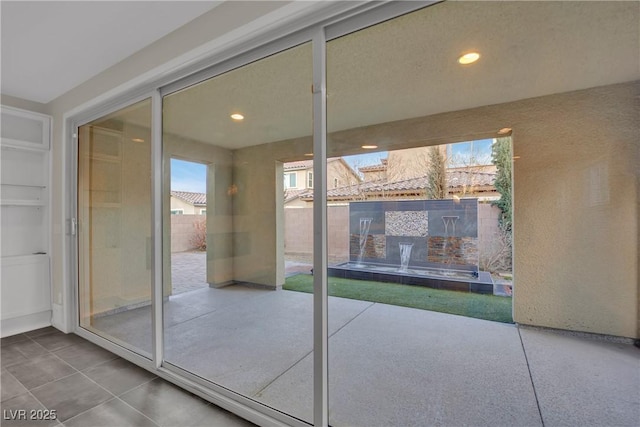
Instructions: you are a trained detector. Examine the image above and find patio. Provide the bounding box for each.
[92,284,639,426]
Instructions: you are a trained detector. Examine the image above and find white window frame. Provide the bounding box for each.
[307,171,314,188]
[284,172,298,189]
[170,209,184,215]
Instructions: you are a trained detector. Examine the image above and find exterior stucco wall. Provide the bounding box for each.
[170,197,197,215]
[244,82,639,338]
[170,215,204,253]
[163,134,233,291]
[327,82,638,338]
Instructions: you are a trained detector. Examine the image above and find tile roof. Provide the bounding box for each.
[284,188,309,203]
[171,191,207,205]
[283,157,342,171]
[359,158,388,172]
[294,170,496,201]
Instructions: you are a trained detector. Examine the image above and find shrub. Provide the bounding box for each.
[191,218,207,251]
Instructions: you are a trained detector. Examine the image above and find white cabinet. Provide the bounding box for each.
[1,105,52,337]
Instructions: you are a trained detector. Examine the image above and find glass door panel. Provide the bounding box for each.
[78,99,153,357]
[326,3,520,425]
[161,42,314,422]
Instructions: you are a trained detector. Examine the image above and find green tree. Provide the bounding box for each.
[492,137,512,231]
[426,146,447,199]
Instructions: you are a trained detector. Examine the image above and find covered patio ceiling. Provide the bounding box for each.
[161,1,639,150]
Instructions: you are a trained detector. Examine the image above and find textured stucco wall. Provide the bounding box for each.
[170,197,197,215]
[163,134,233,291]
[246,82,639,338]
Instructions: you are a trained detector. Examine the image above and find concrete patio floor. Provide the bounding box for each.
[92,285,639,426]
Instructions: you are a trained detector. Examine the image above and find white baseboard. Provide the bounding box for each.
[1,310,52,337]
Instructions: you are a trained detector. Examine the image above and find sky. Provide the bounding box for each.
[171,159,207,193]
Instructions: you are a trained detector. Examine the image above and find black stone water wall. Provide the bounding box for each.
[349,199,479,272]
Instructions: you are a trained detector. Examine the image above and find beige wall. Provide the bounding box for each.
[331,82,637,338]
[171,215,204,253]
[240,82,639,338]
[284,206,350,261]
[170,197,198,215]
[163,134,233,291]
[77,120,152,317]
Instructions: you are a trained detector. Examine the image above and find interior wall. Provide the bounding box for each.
[0,94,49,115]
[242,81,639,338]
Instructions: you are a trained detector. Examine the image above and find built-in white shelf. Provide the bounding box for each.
[1,105,52,337]
[1,200,47,207]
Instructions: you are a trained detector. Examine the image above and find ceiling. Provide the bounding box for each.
[1,1,221,104]
[162,1,639,150]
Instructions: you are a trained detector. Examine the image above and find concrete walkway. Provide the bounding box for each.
[93,286,639,426]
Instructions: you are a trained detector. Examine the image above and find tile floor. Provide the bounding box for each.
[0,327,254,427]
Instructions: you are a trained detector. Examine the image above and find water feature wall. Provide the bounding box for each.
[349,199,479,273]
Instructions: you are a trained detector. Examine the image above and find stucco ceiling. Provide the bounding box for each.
[162,1,640,150]
[1,1,222,104]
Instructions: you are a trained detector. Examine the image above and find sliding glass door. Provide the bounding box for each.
[72,2,639,426]
[161,42,315,422]
[77,99,153,357]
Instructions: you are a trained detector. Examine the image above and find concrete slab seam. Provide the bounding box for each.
[517,325,545,427]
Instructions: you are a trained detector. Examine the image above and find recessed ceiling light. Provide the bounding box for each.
[132,138,145,143]
[230,113,244,121]
[362,145,378,149]
[458,52,480,65]
[497,127,512,135]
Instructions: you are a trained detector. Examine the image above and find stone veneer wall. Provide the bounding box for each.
[349,199,479,271]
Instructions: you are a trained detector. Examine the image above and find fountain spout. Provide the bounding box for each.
[398,242,413,272]
[356,218,373,267]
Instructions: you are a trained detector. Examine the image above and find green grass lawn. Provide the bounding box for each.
[284,274,513,323]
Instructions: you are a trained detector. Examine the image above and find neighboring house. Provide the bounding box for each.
[284,157,361,208]
[287,141,499,207]
[170,191,207,215]
[362,142,496,183]
[293,169,498,206]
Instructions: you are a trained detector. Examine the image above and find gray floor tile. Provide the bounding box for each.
[121,378,250,427]
[62,398,158,427]
[1,345,28,368]
[1,368,28,402]
[0,393,59,426]
[520,328,640,427]
[5,354,76,390]
[1,334,30,345]
[24,327,58,338]
[30,373,112,422]
[9,339,49,359]
[31,332,85,352]
[53,341,118,371]
[83,358,156,396]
